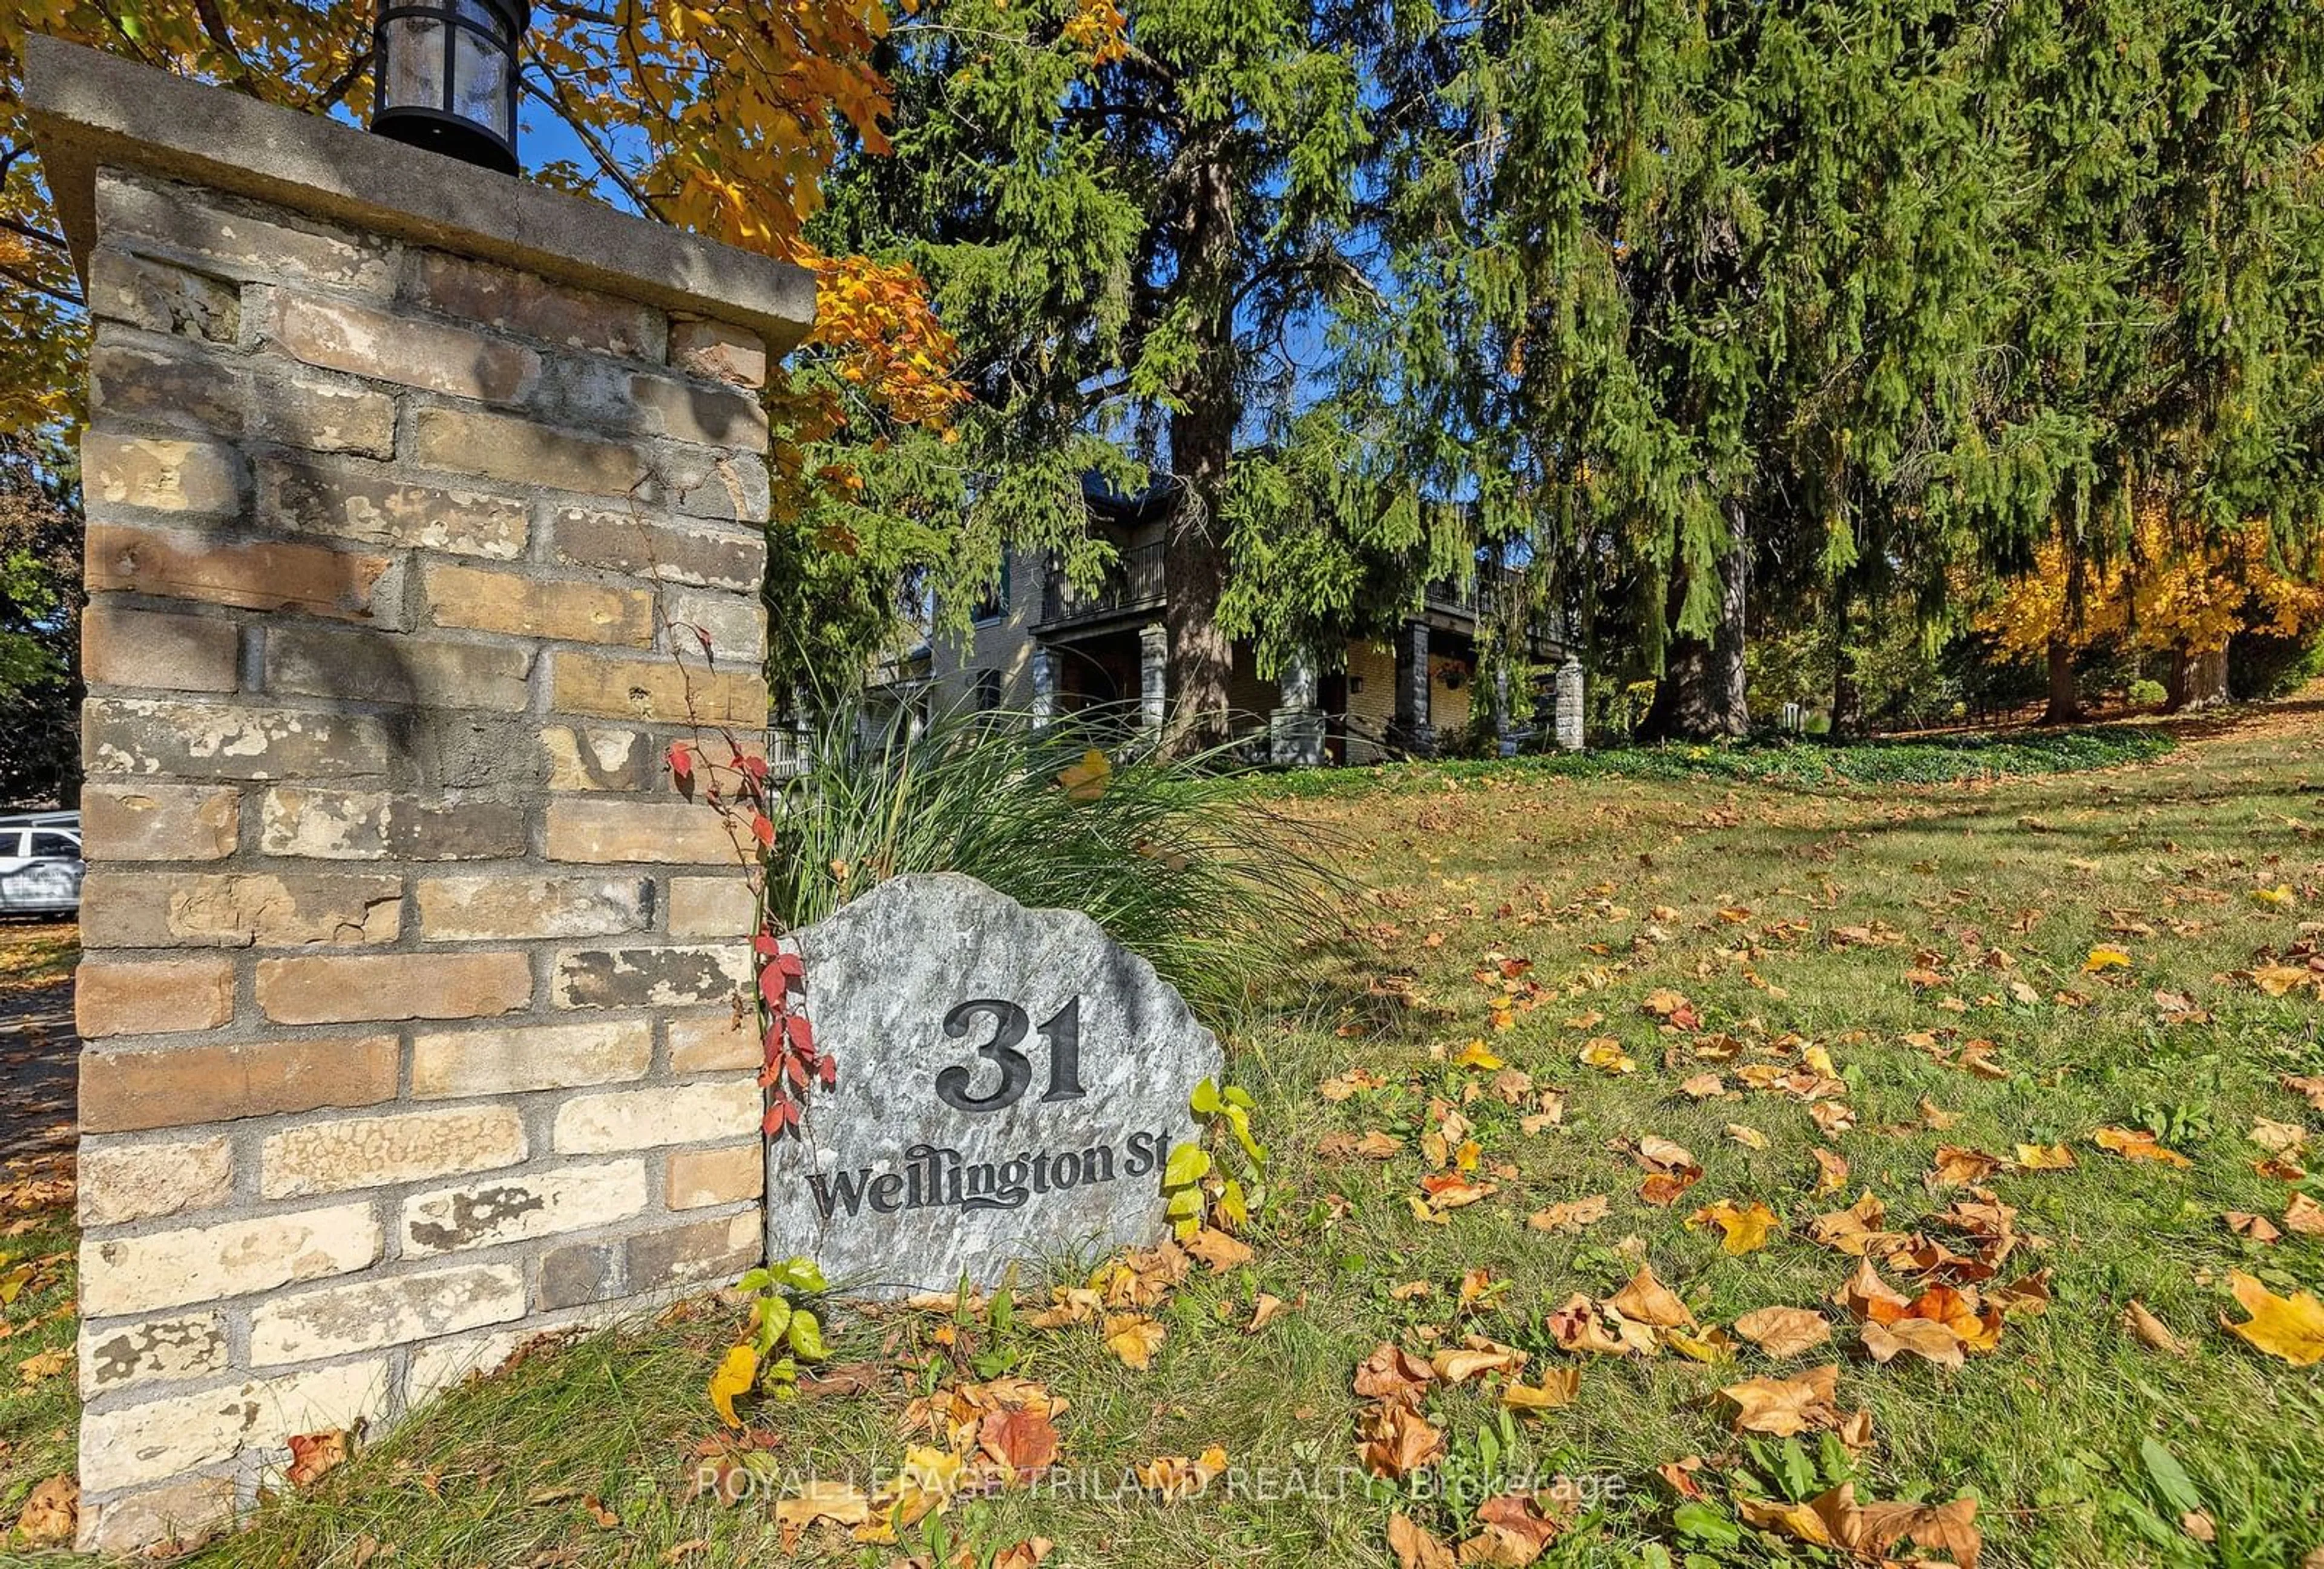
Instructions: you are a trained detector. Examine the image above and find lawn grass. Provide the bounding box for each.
[0,922,77,999]
[27,702,2324,1567]
[0,1150,79,1547]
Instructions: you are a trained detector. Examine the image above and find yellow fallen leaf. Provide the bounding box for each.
[2013,1142,2076,1171]
[1451,1038,1504,1070]
[1579,1038,1635,1074]
[1499,1367,1580,1413]
[1725,1123,1770,1151]
[1057,748,1112,801]
[2220,1271,2324,1366]
[2084,946,2133,973]
[1105,1314,1166,1370]
[2093,1126,2193,1168]
[708,1344,757,1429]
[1687,1199,1779,1255]
[2252,884,2295,908]
[776,1479,870,1536]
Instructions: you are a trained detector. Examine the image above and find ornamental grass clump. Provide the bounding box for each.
[760,700,1340,1016]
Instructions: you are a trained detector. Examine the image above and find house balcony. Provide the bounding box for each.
[1034,540,1167,633]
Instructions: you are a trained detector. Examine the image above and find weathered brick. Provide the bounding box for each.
[537,1240,620,1310]
[90,337,246,435]
[407,250,664,359]
[542,725,659,791]
[248,1261,527,1365]
[257,459,526,558]
[97,170,395,292]
[81,1202,382,1317]
[255,950,533,1024]
[86,522,392,622]
[660,587,766,663]
[74,956,233,1039]
[82,431,241,515]
[657,443,772,524]
[79,781,239,862]
[261,1105,529,1199]
[79,1357,389,1495]
[666,877,754,939]
[421,559,655,646]
[548,650,767,725]
[264,625,534,711]
[554,943,749,1010]
[85,699,393,782]
[413,406,651,496]
[553,1080,760,1154]
[416,875,652,942]
[667,1012,756,1073]
[79,870,401,949]
[550,507,764,590]
[545,799,740,864]
[625,1212,759,1293]
[667,1143,763,1210]
[259,787,527,861]
[91,339,397,457]
[78,1136,232,1226]
[80,1034,398,1133]
[625,368,768,452]
[404,1324,534,1408]
[401,1160,648,1257]
[409,1018,652,1098]
[81,601,240,693]
[81,1474,236,1557]
[669,317,767,388]
[87,248,240,341]
[274,291,539,402]
[80,1311,229,1395]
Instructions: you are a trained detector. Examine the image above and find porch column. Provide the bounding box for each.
[1029,645,1060,729]
[1138,622,1168,730]
[1269,649,1325,767]
[1554,656,1586,751]
[1492,665,1514,757]
[1393,617,1434,754]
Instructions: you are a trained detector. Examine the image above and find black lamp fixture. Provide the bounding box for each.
[370,0,528,175]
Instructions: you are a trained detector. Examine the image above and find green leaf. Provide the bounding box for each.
[1189,1078,1223,1116]
[1219,1177,1249,1230]
[1224,1105,1268,1164]
[1223,1085,1255,1111]
[1776,1438,1816,1502]
[772,1257,828,1294]
[734,1268,774,1294]
[1165,1187,1205,1222]
[1672,1502,1742,1549]
[1163,1143,1212,1187]
[2138,1438,2203,1516]
[786,1307,830,1362]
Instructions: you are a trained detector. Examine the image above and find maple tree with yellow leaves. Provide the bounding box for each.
[1980,499,2324,715]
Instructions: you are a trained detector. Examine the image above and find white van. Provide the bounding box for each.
[0,811,82,915]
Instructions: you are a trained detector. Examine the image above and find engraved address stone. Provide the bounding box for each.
[766,873,1223,1293]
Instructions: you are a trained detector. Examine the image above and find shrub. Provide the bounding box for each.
[2127,677,2168,706]
[762,701,1341,1016]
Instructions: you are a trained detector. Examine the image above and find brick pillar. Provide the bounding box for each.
[28,38,809,1554]
[1555,657,1586,751]
[1138,621,1167,729]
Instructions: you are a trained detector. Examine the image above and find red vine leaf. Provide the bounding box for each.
[751,813,775,849]
[668,742,694,788]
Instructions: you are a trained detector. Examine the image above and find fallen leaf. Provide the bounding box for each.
[1464,1490,1570,1564]
[2084,946,2133,973]
[1687,1199,1779,1255]
[1931,1145,2002,1187]
[2226,1211,2282,1244]
[1811,1148,1850,1194]
[1359,1400,1447,1477]
[1680,1073,1727,1100]
[1103,1314,1166,1370]
[1452,1038,1504,1070]
[1183,1228,1253,1272]
[1431,1340,1527,1384]
[1353,1343,1437,1403]
[1248,1293,1287,1332]
[775,1479,872,1537]
[1580,1038,1636,1074]
[2124,1300,2188,1356]
[1719,1365,1842,1436]
[1135,1446,1228,1501]
[13,1474,75,1547]
[1388,1511,1457,1569]
[2285,1192,2324,1237]
[286,1429,350,1489]
[1499,1368,1580,1413]
[1319,1130,1405,1160]
[708,1344,757,1429]
[1725,1123,1770,1151]
[2013,1142,2076,1171]
[1526,1195,1610,1234]
[2248,1116,2308,1155]
[14,1347,68,1387]
[2220,1271,2324,1366]
[978,1406,1061,1481]
[1606,1265,1696,1328]
[1861,1316,1967,1369]
[1733,1306,1833,1358]
[2094,1127,2193,1168]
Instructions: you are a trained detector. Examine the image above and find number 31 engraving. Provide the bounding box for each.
[936,997,1085,1112]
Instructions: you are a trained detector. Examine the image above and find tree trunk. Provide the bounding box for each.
[1161,151,1238,751]
[1644,505,1750,740]
[2041,636,2083,725]
[2168,645,2230,710]
[1829,579,1862,742]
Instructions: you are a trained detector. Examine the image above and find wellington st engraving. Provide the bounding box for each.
[767,873,1224,1292]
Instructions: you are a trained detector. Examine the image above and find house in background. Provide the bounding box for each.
[887,479,1587,763]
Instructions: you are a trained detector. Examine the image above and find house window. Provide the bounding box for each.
[975,669,1003,711]
[970,550,1011,624]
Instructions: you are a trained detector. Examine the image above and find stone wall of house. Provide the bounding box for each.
[38,43,807,1545]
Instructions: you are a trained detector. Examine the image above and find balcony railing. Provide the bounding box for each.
[1037,540,1167,628]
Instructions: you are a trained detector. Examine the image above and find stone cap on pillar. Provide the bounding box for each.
[21,33,815,354]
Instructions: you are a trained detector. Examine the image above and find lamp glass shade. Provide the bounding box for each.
[371,0,525,174]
